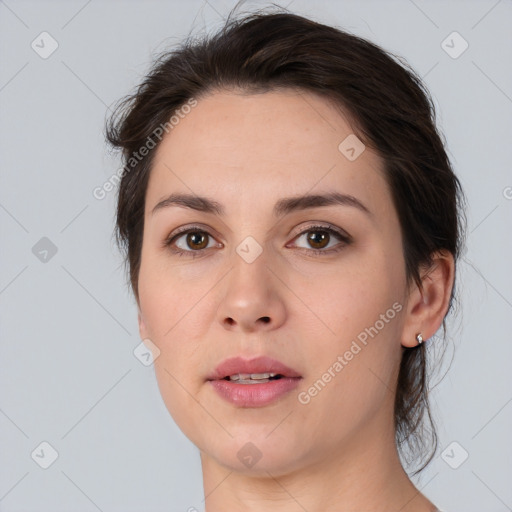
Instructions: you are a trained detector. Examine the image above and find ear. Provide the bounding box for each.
[401,250,455,348]
[137,306,149,341]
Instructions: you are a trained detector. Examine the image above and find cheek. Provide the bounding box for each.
[138,266,209,436]
[137,245,213,341]
[294,248,405,416]
[137,248,218,408]
[295,250,403,342]
[295,305,403,449]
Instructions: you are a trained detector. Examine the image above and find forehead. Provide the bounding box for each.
[145,89,391,218]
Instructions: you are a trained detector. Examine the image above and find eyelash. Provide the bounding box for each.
[163,223,352,259]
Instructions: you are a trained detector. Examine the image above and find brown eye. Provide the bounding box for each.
[164,227,220,258]
[185,231,209,250]
[306,230,330,249]
[291,224,352,255]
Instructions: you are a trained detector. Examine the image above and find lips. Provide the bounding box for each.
[207,355,302,381]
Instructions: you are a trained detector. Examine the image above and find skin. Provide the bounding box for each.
[136,88,454,512]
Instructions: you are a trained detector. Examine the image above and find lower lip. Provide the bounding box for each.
[208,377,302,407]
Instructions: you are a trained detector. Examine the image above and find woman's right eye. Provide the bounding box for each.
[164,228,220,258]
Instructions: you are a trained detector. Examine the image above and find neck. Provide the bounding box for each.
[200,407,436,512]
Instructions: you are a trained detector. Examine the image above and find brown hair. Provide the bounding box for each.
[106,5,466,475]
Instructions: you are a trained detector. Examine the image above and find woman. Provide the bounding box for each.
[106,6,465,511]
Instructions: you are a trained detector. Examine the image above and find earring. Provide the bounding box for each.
[416,333,423,345]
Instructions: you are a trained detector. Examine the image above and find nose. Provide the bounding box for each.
[216,249,286,333]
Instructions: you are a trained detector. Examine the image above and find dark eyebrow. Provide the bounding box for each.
[151,191,371,217]
[273,191,371,217]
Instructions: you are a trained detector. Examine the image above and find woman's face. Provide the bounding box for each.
[137,89,409,475]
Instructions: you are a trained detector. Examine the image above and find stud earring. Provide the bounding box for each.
[416,333,423,345]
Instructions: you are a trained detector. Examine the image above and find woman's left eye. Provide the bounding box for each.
[164,224,351,258]
[289,225,352,255]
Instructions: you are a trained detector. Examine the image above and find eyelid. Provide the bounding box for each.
[163,223,221,245]
[288,222,352,242]
[285,223,352,255]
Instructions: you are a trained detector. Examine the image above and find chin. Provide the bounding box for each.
[200,433,307,477]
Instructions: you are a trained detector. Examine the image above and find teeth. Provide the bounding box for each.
[228,372,278,381]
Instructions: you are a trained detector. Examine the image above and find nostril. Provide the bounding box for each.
[260,316,271,323]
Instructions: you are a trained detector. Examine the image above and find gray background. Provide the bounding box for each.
[1,0,511,511]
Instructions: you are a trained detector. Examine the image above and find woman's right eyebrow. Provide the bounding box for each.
[151,191,372,218]
[151,193,224,216]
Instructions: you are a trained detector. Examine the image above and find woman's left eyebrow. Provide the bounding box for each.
[151,191,372,218]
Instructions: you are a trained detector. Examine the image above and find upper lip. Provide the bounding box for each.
[207,355,302,380]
